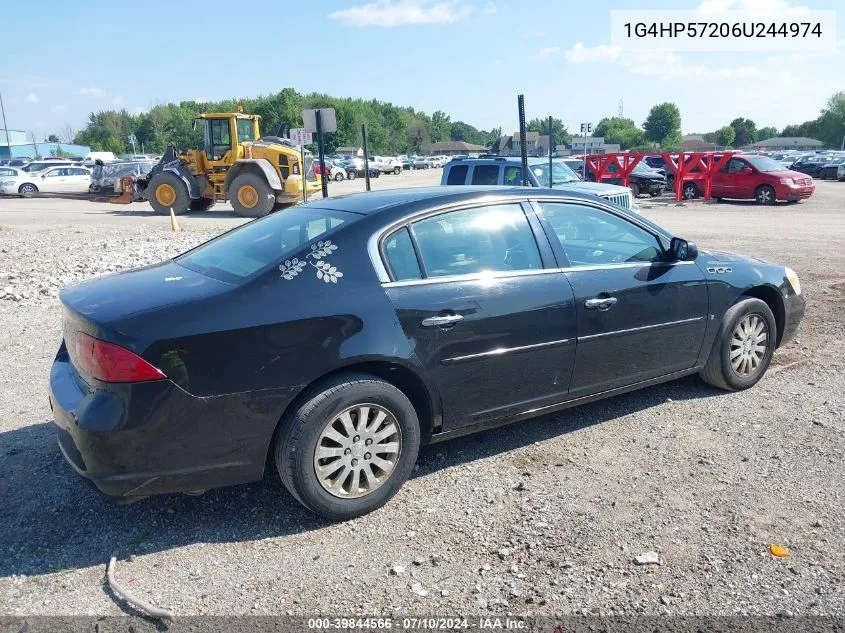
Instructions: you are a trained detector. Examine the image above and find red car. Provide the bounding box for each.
[708,154,815,204]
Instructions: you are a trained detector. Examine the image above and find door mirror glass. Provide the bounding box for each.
[670,237,698,261]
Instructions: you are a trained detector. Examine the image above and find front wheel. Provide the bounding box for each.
[148,172,191,215]
[699,298,777,391]
[630,183,641,198]
[275,374,420,521]
[334,172,344,182]
[755,185,776,205]
[347,170,357,180]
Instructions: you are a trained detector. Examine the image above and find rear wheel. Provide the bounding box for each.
[189,197,215,212]
[230,173,275,218]
[754,185,776,205]
[18,183,38,197]
[275,374,420,521]
[148,172,190,215]
[393,166,401,175]
[347,170,357,180]
[700,298,777,391]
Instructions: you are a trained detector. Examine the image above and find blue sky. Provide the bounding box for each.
[0,0,842,141]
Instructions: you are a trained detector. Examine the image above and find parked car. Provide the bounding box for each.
[562,158,666,198]
[328,161,347,182]
[818,156,845,180]
[49,186,805,519]
[401,156,414,170]
[342,157,379,180]
[0,165,91,196]
[20,160,83,174]
[0,166,23,180]
[790,155,829,178]
[838,162,845,182]
[442,157,635,210]
[370,156,403,175]
[688,154,815,204]
[412,156,434,169]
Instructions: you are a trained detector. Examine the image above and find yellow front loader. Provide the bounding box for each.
[137,112,322,217]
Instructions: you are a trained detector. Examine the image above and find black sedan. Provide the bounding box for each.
[50,186,805,520]
[818,156,845,180]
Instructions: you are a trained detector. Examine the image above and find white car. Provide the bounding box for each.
[0,165,91,197]
[328,161,347,181]
[370,155,403,175]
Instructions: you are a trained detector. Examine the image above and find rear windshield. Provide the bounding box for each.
[176,208,354,284]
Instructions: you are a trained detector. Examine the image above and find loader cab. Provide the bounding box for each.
[199,113,261,163]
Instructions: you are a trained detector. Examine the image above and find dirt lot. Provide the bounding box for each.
[0,173,843,618]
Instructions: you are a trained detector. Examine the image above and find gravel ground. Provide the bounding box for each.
[0,178,843,618]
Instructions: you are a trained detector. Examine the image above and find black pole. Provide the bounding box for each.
[362,124,371,192]
[548,115,553,188]
[518,95,528,186]
[316,110,328,199]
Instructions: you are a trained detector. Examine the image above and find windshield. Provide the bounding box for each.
[531,161,580,186]
[176,207,354,284]
[745,155,792,172]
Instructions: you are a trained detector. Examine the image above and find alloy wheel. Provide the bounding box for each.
[313,404,402,499]
[757,188,772,204]
[730,314,768,377]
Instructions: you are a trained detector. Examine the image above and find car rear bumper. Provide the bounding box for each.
[780,292,805,346]
[49,349,289,500]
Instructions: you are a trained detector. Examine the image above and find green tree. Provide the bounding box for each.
[526,117,571,146]
[643,103,682,148]
[755,126,778,142]
[428,110,451,143]
[715,126,736,147]
[594,117,645,150]
[729,117,756,147]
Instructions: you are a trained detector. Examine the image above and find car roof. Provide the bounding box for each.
[299,185,604,216]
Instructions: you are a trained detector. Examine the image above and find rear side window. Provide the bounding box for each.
[411,203,542,278]
[383,228,422,281]
[471,164,499,185]
[177,208,353,283]
[445,165,468,185]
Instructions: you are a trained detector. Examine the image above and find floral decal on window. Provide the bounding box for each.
[279,240,343,283]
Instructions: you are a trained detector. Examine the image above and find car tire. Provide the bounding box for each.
[148,172,191,215]
[754,185,776,205]
[275,373,421,521]
[347,170,357,180]
[682,182,699,200]
[630,183,641,198]
[699,297,777,392]
[393,166,401,175]
[230,173,275,218]
[18,183,38,197]
[334,172,344,182]
[649,191,661,197]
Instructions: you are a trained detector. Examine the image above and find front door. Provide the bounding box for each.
[383,201,578,429]
[535,200,709,395]
[41,168,72,193]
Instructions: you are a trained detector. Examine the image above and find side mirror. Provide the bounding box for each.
[670,237,698,261]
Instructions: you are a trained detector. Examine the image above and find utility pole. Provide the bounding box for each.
[0,89,12,160]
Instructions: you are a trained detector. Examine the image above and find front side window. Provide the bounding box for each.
[727,158,749,173]
[410,203,542,278]
[471,164,499,185]
[205,119,232,161]
[177,208,353,283]
[503,166,521,185]
[45,169,65,177]
[539,202,663,267]
[236,118,255,142]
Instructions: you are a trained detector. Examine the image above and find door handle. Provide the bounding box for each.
[585,297,618,310]
[421,314,464,327]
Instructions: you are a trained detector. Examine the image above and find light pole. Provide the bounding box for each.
[0,89,12,160]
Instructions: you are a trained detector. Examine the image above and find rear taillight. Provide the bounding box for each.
[72,332,166,383]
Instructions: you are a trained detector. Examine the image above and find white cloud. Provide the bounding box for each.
[112,95,125,106]
[532,45,561,59]
[697,0,810,15]
[130,106,149,116]
[563,42,621,63]
[25,93,38,103]
[79,87,106,97]
[482,2,497,15]
[328,0,471,27]
[51,104,68,113]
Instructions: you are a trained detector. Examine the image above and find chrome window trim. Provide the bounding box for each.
[367,193,676,284]
[441,338,573,366]
[381,261,695,289]
[578,316,704,342]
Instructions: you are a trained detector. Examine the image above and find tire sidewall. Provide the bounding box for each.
[277,378,421,520]
[717,298,777,390]
[630,183,640,198]
[19,184,37,197]
[755,185,775,205]
[230,172,274,218]
[148,172,190,215]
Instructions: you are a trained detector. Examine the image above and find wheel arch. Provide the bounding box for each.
[743,284,786,347]
[161,164,201,199]
[225,159,283,196]
[264,359,441,471]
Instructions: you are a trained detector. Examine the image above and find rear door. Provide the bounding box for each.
[41,168,71,192]
[66,168,91,192]
[535,199,708,395]
[469,164,501,186]
[382,200,577,429]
